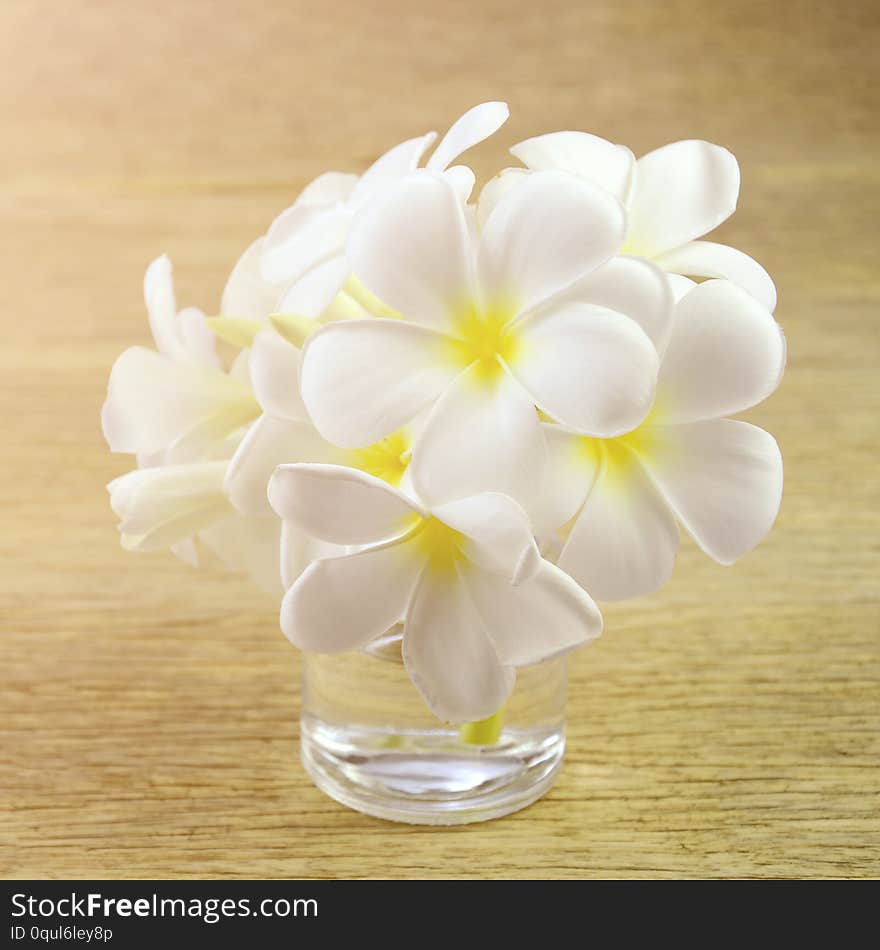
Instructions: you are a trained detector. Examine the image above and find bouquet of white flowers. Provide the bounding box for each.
[103,102,783,821]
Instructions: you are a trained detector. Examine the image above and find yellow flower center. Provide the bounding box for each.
[409,517,466,577]
[443,300,521,382]
[346,430,411,487]
[574,405,662,492]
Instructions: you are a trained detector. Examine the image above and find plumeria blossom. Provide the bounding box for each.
[481,132,777,312]
[102,256,260,465]
[299,169,664,512]
[258,102,510,318]
[269,464,602,722]
[102,256,283,589]
[106,459,283,592]
[109,462,230,553]
[540,279,785,601]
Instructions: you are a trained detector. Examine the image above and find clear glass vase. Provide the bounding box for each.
[299,630,567,825]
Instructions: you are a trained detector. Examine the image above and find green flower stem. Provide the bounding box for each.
[459,707,505,746]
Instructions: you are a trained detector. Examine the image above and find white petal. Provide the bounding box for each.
[464,559,602,666]
[462,194,478,242]
[426,101,509,171]
[279,521,339,589]
[220,237,283,322]
[199,514,283,596]
[260,203,349,285]
[177,307,221,367]
[282,538,422,652]
[101,346,258,456]
[110,462,231,551]
[534,424,600,536]
[110,461,225,523]
[666,274,697,302]
[410,364,546,512]
[225,415,341,517]
[558,444,680,600]
[348,171,474,332]
[268,463,423,545]
[657,279,786,424]
[349,133,437,206]
[294,171,358,208]
[162,422,240,465]
[300,319,459,447]
[538,531,564,564]
[476,167,529,230]
[559,254,674,352]
[653,240,777,313]
[276,255,350,319]
[403,573,514,723]
[143,255,181,360]
[478,170,626,314]
[627,140,740,257]
[120,504,231,553]
[143,254,174,310]
[433,493,541,584]
[510,302,658,437]
[510,131,635,203]
[443,164,476,202]
[229,348,252,385]
[249,329,308,422]
[645,419,783,565]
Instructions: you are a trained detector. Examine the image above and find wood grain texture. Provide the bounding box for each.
[1,0,878,879]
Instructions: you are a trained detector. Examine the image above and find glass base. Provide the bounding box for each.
[300,715,565,825]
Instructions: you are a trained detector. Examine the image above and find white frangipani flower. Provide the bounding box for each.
[483,132,777,312]
[102,256,260,464]
[107,460,283,593]
[257,102,510,317]
[541,279,785,601]
[109,462,230,552]
[102,347,258,465]
[102,257,284,590]
[299,170,662,512]
[269,464,602,722]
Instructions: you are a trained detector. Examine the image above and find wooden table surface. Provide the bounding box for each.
[1,0,878,879]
